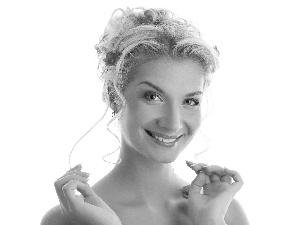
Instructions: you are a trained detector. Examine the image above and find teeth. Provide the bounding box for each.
[153,135,176,143]
[146,130,180,144]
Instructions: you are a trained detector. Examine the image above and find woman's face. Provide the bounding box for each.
[119,59,205,163]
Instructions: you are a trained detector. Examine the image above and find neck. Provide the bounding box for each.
[105,137,183,206]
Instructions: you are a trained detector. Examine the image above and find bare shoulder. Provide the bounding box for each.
[225,198,250,225]
[40,204,77,225]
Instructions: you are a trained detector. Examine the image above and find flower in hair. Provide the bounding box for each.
[135,10,163,26]
[181,184,190,199]
[137,14,152,25]
[169,37,177,49]
[144,10,154,23]
[94,44,101,54]
[137,10,163,26]
[213,45,220,56]
[104,51,122,66]
[153,20,160,25]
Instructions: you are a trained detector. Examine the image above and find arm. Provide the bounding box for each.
[224,198,250,225]
[40,204,75,225]
[190,199,249,225]
[49,164,122,225]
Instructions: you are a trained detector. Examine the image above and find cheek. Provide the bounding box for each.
[187,110,202,133]
[126,97,157,121]
[120,101,149,132]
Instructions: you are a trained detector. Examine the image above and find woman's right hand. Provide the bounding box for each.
[54,164,122,225]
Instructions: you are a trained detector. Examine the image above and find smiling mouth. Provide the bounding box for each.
[145,129,182,144]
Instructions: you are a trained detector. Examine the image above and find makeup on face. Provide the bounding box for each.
[144,129,183,147]
[119,59,205,162]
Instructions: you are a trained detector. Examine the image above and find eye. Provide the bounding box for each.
[143,91,162,102]
[183,98,200,107]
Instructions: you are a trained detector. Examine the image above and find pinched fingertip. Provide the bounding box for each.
[220,175,232,185]
[224,167,239,177]
[80,171,91,177]
[68,164,82,172]
[224,167,244,184]
[185,160,194,167]
[203,165,226,177]
[190,171,206,192]
[185,160,208,172]
[74,164,82,170]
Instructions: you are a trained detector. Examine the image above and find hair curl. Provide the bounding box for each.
[94,7,219,118]
[69,7,220,167]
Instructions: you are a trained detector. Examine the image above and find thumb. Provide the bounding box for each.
[189,171,206,195]
[76,183,97,199]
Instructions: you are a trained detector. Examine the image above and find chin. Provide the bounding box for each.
[148,151,181,164]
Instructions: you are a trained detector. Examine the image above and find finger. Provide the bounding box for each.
[58,170,90,180]
[210,174,220,182]
[67,164,82,172]
[54,175,89,211]
[62,180,88,212]
[220,175,232,185]
[203,165,226,177]
[63,181,115,216]
[77,184,110,209]
[205,174,211,185]
[224,168,243,183]
[224,168,244,194]
[186,161,208,174]
[189,171,206,195]
[56,174,89,185]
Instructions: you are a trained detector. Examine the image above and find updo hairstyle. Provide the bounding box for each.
[69,7,220,166]
[94,7,220,121]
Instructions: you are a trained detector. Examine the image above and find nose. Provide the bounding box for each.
[158,103,183,133]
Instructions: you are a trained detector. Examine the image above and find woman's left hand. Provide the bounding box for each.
[186,161,244,225]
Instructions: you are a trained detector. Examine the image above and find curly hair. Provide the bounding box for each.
[69,7,219,167]
[94,7,219,119]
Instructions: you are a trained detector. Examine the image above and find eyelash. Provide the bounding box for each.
[143,91,200,107]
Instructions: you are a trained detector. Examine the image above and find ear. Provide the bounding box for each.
[110,96,123,115]
[108,84,118,113]
[107,82,124,114]
[110,102,120,114]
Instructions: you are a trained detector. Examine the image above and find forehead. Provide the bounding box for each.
[130,59,205,91]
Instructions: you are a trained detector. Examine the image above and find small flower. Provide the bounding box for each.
[94,44,101,54]
[104,51,122,66]
[169,37,177,49]
[144,10,154,24]
[181,184,190,199]
[136,10,158,25]
[153,19,162,25]
[213,45,220,56]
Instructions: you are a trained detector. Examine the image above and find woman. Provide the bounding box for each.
[41,7,249,225]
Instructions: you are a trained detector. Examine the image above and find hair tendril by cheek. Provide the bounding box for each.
[193,129,211,160]
[101,111,122,164]
[201,90,214,122]
[68,106,109,170]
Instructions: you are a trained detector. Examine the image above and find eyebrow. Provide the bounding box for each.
[137,81,203,97]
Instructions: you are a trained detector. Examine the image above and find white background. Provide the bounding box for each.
[1,0,299,224]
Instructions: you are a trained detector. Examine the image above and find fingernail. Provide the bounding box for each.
[83,172,90,177]
[83,178,89,183]
[74,164,82,169]
[185,160,194,167]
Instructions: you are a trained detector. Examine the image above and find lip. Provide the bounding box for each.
[144,129,183,147]
[145,129,182,139]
